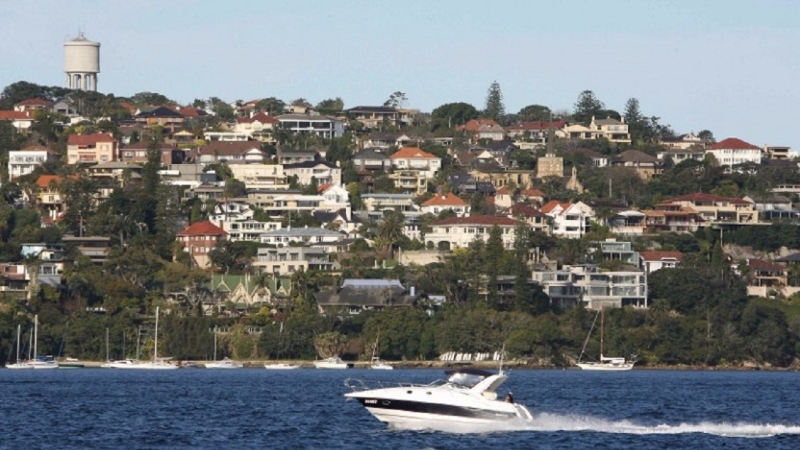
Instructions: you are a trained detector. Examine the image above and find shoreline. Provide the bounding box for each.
[42,359,800,371]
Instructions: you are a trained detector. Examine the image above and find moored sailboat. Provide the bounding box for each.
[102,307,178,370]
[205,327,243,369]
[576,308,634,371]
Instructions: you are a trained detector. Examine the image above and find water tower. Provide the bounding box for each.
[64,32,100,91]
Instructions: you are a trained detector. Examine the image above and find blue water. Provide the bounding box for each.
[1,368,799,449]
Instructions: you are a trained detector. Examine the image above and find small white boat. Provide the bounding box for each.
[205,357,244,369]
[264,363,301,370]
[368,331,393,370]
[576,309,635,371]
[314,356,353,369]
[9,316,59,370]
[100,307,178,370]
[6,324,32,370]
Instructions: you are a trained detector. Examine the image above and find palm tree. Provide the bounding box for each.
[358,216,379,240]
[378,210,405,260]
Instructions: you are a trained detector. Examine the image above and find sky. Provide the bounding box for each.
[1,0,799,149]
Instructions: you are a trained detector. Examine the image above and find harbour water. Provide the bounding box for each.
[1,368,799,449]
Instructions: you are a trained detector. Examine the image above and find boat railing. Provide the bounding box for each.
[343,378,444,392]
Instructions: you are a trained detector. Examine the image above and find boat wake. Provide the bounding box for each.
[392,412,800,438]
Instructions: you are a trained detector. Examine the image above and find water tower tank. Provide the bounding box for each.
[64,33,100,91]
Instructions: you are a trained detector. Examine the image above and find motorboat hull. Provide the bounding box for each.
[369,364,393,370]
[354,397,519,425]
[264,364,300,370]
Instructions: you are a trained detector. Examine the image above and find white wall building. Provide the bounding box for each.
[229,163,288,189]
[425,216,519,250]
[277,114,345,138]
[541,201,595,239]
[283,161,341,186]
[8,145,57,180]
[705,137,762,167]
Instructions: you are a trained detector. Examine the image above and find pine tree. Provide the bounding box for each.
[623,98,643,124]
[573,90,605,124]
[484,81,505,123]
[512,221,532,313]
[485,225,504,308]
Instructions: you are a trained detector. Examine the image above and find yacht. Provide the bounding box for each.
[6,324,31,370]
[314,356,353,369]
[576,309,635,371]
[205,357,244,369]
[8,316,59,370]
[344,368,533,426]
[100,307,178,370]
[368,332,393,370]
[264,363,301,370]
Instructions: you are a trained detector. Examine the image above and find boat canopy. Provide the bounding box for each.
[445,368,495,388]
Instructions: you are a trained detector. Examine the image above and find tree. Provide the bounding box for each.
[623,98,643,124]
[517,104,552,122]
[316,97,344,112]
[484,81,505,123]
[485,225,504,308]
[378,210,405,259]
[573,90,605,124]
[290,98,312,108]
[430,102,479,131]
[256,97,285,116]
[384,91,407,109]
[698,129,716,144]
[208,97,235,122]
[129,91,172,106]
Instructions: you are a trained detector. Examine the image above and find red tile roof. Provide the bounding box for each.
[21,144,52,152]
[748,259,785,272]
[541,200,571,214]
[461,119,500,132]
[520,188,545,198]
[237,112,278,124]
[508,203,545,217]
[68,133,115,146]
[0,110,33,120]
[15,98,52,107]
[496,186,511,195]
[639,251,684,262]
[317,183,333,193]
[390,147,437,159]
[422,193,467,207]
[664,193,750,205]
[433,215,517,226]
[177,221,227,237]
[178,106,208,117]
[198,141,264,156]
[36,175,65,188]
[707,137,760,151]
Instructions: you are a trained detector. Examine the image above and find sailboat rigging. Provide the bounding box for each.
[576,308,635,371]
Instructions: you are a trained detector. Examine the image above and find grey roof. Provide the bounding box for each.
[277,114,339,121]
[361,193,414,200]
[283,161,338,170]
[353,148,390,160]
[91,162,143,170]
[314,278,416,308]
[776,253,800,263]
[342,279,404,289]
[347,106,398,113]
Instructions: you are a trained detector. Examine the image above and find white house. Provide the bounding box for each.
[0,110,35,131]
[639,251,684,273]
[705,137,762,167]
[320,184,351,213]
[229,163,288,189]
[197,141,267,165]
[260,227,346,246]
[389,147,441,179]
[283,161,341,186]
[541,200,595,239]
[425,215,519,250]
[277,114,344,138]
[8,145,58,181]
[420,193,470,217]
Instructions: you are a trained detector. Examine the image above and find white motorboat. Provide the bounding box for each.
[344,368,533,427]
[314,356,353,369]
[264,363,301,370]
[576,309,635,371]
[205,357,244,369]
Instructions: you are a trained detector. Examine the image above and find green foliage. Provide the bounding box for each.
[430,102,479,131]
[517,104,552,122]
[573,90,605,124]
[483,81,505,123]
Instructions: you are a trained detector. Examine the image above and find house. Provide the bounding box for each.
[745,259,788,297]
[705,137,762,168]
[388,170,429,195]
[229,163,287,189]
[420,193,470,217]
[277,149,318,165]
[255,246,335,275]
[202,274,290,313]
[607,210,647,236]
[196,141,267,164]
[764,146,792,161]
[313,209,360,236]
[541,200,595,239]
[659,193,758,224]
[283,161,342,186]
[134,106,184,132]
[743,195,797,221]
[19,242,65,288]
[361,132,415,149]
[612,150,661,180]
[260,227,345,247]
[34,175,71,218]
[460,119,506,141]
[657,148,705,164]
[277,114,344,138]
[14,98,53,112]
[389,147,442,179]
[352,148,391,172]
[203,132,250,142]
[531,265,647,309]
[88,162,143,199]
[660,133,705,150]
[639,251,684,273]
[119,141,185,165]
[505,120,569,143]
[176,106,208,118]
[319,184,351,213]
[448,173,496,196]
[425,215,519,250]
[51,97,78,117]
[506,203,549,233]
[0,110,36,131]
[641,206,702,233]
[562,116,630,143]
[159,164,218,189]
[62,235,111,265]
[8,145,59,180]
[347,106,403,129]
[314,279,418,315]
[176,221,228,268]
[208,201,255,223]
[361,193,419,213]
[233,112,279,140]
[67,133,118,164]
[590,238,640,266]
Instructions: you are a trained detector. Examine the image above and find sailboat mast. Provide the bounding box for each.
[600,308,605,358]
[16,324,21,362]
[106,327,110,362]
[154,306,159,362]
[33,315,38,361]
[213,326,218,361]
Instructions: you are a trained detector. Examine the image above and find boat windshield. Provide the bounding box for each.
[446,372,487,388]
